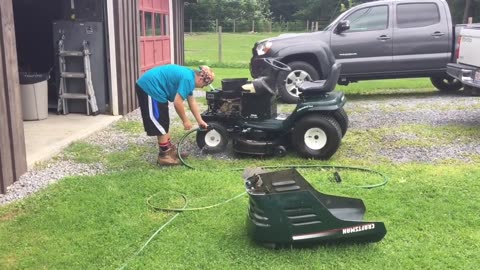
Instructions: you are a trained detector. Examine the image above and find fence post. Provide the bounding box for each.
[215,19,218,32]
[315,21,319,31]
[252,20,255,32]
[189,19,192,34]
[468,17,473,24]
[233,19,236,33]
[218,26,222,63]
[306,20,309,31]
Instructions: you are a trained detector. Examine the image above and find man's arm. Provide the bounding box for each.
[187,95,208,128]
[174,93,192,130]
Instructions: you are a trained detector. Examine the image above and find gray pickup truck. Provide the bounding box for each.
[250,0,465,103]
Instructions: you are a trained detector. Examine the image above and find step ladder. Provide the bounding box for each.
[57,36,99,115]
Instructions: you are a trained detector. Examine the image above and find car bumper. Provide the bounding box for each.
[447,63,480,88]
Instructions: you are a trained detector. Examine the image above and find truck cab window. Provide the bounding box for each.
[344,5,388,32]
[397,3,440,28]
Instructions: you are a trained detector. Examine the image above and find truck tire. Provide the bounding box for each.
[276,61,319,104]
[430,75,462,92]
[292,114,342,160]
[196,122,229,153]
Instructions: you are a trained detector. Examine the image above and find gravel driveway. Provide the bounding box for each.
[1,91,480,205]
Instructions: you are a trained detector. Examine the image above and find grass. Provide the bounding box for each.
[1,149,480,269]
[1,33,480,269]
[2,116,480,269]
[185,32,277,67]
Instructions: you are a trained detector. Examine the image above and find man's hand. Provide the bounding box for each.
[198,120,208,129]
[183,119,193,130]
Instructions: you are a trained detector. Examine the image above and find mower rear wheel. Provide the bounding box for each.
[196,122,229,153]
[331,108,349,137]
[292,115,342,159]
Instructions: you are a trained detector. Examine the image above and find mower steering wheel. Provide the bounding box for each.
[264,58,291,72]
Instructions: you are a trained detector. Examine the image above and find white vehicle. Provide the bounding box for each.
[447,24,480,94]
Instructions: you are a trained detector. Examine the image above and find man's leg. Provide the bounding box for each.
[158,134,189,159]
[136,85,180,166]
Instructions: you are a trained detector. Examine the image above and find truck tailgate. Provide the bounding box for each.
[458,26,480,67]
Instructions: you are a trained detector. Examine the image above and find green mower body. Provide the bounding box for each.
[197,59,349,160]
[244,169,387,248]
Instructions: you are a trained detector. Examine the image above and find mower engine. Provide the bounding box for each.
[204,78,277,121]
[205,90,242,118]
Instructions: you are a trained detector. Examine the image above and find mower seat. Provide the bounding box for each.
[298,63,341,95]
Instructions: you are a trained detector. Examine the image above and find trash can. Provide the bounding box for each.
[19,72,50,121]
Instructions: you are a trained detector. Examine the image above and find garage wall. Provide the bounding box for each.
[0,0,27,194]
[113,0,140,115]
[172,0,186,64]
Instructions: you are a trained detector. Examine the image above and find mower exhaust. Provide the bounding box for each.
[244,168,387,248]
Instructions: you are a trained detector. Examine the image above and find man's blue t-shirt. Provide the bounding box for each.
[137,64,195,103]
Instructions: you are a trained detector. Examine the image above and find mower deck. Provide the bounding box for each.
[244,168,387,248]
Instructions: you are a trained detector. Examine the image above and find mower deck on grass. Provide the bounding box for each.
[244,168,387,248]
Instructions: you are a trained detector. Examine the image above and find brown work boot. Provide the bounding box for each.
[157,148,181,166]
[170,144,189,159]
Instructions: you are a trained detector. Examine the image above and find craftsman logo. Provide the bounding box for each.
[342,223,375,234]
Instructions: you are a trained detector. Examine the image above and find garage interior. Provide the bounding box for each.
[13,0,109,114]
[12,0,120,168]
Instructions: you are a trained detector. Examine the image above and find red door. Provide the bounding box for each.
[139,0,171,73]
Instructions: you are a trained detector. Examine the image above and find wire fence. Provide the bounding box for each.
[184,19,331,33]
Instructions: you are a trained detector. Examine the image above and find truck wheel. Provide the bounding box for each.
[196,122,229,153]
[430,75,462,92]
[276,61,319,104]
[331,108,349,137]
[292,114,342,160]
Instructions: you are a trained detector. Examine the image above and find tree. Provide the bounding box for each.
[185,0,271,24]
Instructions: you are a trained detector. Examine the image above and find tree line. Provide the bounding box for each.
[185,0,479,32]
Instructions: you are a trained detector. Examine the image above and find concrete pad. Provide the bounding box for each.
[23,113,122,168]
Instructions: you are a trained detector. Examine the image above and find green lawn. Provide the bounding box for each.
[1,138,479,269]
[1,33,478,269]
[185,32,277,67]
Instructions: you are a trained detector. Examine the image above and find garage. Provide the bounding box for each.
[0,0,190,193]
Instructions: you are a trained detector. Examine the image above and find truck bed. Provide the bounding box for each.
[447,24,480,92]
[457,25,480,68]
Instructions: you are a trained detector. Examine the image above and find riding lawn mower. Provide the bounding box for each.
[196,58,348,160]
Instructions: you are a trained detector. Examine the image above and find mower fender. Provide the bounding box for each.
[290,92,346,121]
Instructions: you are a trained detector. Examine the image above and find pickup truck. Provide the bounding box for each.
[446,24,480,95]
[250,0,465,103]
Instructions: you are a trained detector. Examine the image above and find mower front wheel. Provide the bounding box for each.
[196,122,229,153]
[292,115,342,159]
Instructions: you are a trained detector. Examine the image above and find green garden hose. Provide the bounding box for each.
[177,128,389,189]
